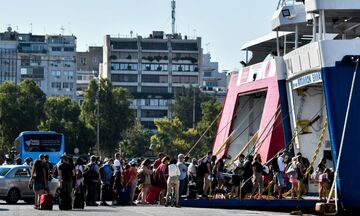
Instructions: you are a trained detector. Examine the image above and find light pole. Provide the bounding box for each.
[96,75,100,156]
[192,87,196,128]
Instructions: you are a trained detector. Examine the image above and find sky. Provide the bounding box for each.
[0,0,278,71]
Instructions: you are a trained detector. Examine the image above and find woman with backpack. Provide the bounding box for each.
[137,159,152,204]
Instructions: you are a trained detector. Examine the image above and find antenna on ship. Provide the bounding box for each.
[171,0,176,35]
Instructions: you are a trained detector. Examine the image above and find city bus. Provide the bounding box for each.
[14,131,65,164]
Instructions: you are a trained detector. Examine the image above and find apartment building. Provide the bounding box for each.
[0,28,77,99]
[76,46,102,103]
[0,29,17,83]
[200,53,227,103]
[102,31,202,130]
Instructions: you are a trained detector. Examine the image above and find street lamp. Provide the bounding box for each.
[95,73,100,157]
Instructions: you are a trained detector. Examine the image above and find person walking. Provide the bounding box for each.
[29,159,47,209]
[85,155,100,206]
[58,155,75,205]
[137,159,152,204]
[100,158,113,206]
[165,158,180,207]
[155,156,170,205]
[177,154,187,196]
[250,154,263,199]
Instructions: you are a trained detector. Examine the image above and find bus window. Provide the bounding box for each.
[23,134,62,152]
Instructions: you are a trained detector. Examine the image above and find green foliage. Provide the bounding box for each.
[152,95,222,158]
[169,86,210,129]
[192,99,222,157]
[119,122,152,157]
[80,78,135,157]
[150,117,196,157]
[0,80,46,153]
[39,97,82,154]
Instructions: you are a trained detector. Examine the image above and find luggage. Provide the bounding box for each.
[187,182,197,199]
[40,193,53,210]
[117,188,130,206]
[73,188,85,209]
[145,186,161,204]
[59,191,72,210]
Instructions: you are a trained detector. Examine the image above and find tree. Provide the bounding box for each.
[0,79,46,153]
[151,97,222,158]
[80,78,135,156]
[119,122,152,157]
[169,86,210,129]
[39,97,81,154]
[192,99,222,157]
[150,117,196,157]
[17,79,46,131]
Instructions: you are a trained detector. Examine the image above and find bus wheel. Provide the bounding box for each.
[6,188,20,204]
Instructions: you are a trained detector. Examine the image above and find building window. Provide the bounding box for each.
[141,63,168,71]
[63,60,74,67]
[141,121,157,130]
[141,86,168,94]
[204,72,212,77]
[111,63,137,71]
[111,74,138,82]
[64,47,75,52]
[172,64,198,72]
[63,71,74,79]
[63,82,74,91]
[142,75,168,83]
[51,59,61,67]
[172,75,198,84]
[206,81,218,87]
[51,47,62,52]
[51,82,61,90]
[141,109,168,118]
[51,70,61,78]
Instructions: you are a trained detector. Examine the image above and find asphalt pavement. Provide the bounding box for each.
[0,202,314,216]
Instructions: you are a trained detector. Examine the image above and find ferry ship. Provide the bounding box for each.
[182,0,360,214]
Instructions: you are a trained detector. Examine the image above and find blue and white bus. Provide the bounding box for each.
[14,131,65,164]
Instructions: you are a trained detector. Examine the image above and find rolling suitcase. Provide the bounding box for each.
[40,193,53,210]
[73,188,85,209]
[59,191,72,210]
[117,188,130,206]
[145,186,161,204]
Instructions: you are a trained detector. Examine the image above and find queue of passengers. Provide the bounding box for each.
[1,150,334,210]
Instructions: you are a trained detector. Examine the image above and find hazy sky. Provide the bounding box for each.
[0,0,278,71]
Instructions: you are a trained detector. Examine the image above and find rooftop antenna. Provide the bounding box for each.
[130,30,133,38]
[171,0,176,35]
[29,23,32,33]
[60,25,65,35]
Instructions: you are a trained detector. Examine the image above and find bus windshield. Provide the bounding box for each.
[23,133,62,152]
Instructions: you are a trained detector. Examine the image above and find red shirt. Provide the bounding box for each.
[153,159,162,170]
[122,170,131,185]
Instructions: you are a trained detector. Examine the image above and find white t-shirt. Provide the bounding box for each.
[188,163,197,177]
[76,165,84,186]
[168,164,180,177]
[278,156,285,172]
[114,159,123,173]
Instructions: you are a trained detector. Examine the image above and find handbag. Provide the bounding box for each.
[28,177,34,190]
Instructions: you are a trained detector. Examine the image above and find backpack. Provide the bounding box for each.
[137,170,145,184]
[76,165,83,179]
[83,164,97,184]
[197,161,208,177]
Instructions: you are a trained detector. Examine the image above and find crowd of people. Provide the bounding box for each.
[1,149,334,210]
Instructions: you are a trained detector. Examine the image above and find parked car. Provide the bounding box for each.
[0,165,60,204]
